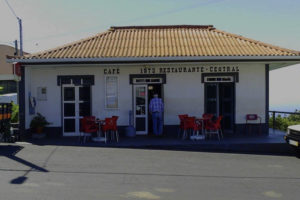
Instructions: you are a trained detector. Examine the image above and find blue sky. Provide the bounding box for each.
[1,0,300,110]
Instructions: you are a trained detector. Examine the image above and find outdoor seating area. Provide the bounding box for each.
[78,113,225,145]
[178,114,223,141]
[79,115,119,144]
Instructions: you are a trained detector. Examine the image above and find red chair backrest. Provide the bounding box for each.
[178,114,188,122]
[202,113,214,119]
[105,117,114,128]
[246,114,258,121]
[183,117,196,129]
[81,116,97,132]
[205,116,222,129]
[112,116,119,121]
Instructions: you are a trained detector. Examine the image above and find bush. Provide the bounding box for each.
[269,110,300,132]
[11,102,19,123]
[30,113,51,131]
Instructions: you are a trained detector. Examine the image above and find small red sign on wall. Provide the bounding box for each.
[13,62,21,77]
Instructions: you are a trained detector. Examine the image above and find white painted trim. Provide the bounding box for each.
[133,85,148,135]
[7,56,300,64]
[62,84,81,136]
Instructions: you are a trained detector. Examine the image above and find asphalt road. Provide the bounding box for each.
[0,143,300,200]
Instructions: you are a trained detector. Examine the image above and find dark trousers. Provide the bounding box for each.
[152,112,163,135]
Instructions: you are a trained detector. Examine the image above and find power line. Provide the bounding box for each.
[4,0,23,56]
[4,0,18,18]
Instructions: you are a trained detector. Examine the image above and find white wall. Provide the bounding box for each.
[236,63,266,123]
[24,63,266,129]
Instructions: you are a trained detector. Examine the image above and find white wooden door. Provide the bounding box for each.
[62,85,91,136]
[133,85,148,135]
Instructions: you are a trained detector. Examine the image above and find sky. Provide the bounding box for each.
[1,0,300,111]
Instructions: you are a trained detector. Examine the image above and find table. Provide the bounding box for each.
[92,119,106,142]
[191,117,211,140]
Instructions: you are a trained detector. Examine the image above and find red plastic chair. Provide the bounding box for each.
[80,116,99,143]
[182,117,196,140]
[111,116,119,142]
[245,114,262,134]
[205,116,223,140]
[202,113,214,131]
[202,113,214,119]
[178,114,188,137]
[101,117,119,143]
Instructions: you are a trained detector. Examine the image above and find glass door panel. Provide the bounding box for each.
[64,87,75,101]
[205,83,235,133]
[205,83,218,117]
[64,103,75,117]
[219,83,234,133]
[79,86,91,117]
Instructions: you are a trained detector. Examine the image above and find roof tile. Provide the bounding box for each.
[22,25,300,59]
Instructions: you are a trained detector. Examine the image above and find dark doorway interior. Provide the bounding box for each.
[148,84,162,135]
[205,83,235,133]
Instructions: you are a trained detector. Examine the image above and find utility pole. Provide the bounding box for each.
[18,17,23,56]
[14,40,18,56]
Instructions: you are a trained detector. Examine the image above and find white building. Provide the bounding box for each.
[7,25,300,137]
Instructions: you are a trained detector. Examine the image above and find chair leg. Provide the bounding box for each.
[182,130,186,140]
[111,130,114,141]
[206,130,209,139]
[115,130,119,142]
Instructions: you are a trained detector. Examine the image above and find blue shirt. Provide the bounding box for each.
[149,97,164,113]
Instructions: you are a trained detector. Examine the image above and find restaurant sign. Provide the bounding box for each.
[140,66,239,74]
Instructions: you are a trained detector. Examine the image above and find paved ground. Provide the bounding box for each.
[0,142,299,200]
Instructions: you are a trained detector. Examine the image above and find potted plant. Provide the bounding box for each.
[30,113,51,134]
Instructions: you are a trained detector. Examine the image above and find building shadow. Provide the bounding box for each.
[0,145,48,184]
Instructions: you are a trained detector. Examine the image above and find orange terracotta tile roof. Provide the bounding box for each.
[21,25,300,60]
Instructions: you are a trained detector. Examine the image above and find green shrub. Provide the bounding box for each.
[269,110,300,132]
[11,102,19,123]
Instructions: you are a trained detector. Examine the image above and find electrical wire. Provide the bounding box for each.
[4,0,19,19]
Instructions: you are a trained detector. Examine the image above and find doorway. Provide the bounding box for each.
[133,78,163,135]
[62,85,91,136]
[147,84,163,135]
[205,82,235,133]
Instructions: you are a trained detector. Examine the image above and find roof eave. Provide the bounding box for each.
[7,56,300,64]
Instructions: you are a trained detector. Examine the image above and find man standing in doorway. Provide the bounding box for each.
[149,94,164,136]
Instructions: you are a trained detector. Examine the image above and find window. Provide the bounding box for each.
[105,76,118,109]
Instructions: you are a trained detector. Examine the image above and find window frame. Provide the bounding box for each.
[104,75,119,109]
